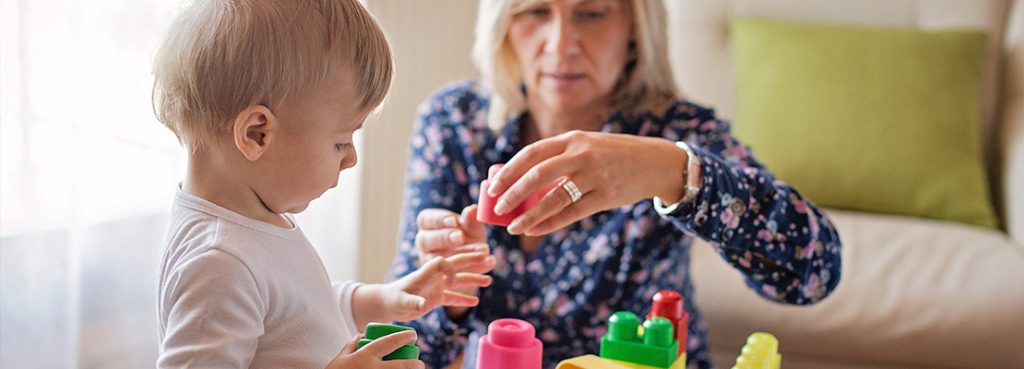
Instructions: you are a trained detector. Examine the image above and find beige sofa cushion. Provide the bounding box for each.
[692,210,1024,369]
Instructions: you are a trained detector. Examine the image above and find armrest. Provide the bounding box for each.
[1003,0,1024,245]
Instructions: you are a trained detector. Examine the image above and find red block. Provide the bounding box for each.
[648,290,688,356]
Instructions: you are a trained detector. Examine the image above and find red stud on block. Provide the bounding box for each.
[648,290,689,356]
[477,164,549,227]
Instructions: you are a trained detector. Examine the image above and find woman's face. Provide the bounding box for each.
[507,0,633,115]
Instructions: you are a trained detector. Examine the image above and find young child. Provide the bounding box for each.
[151,1,493,368]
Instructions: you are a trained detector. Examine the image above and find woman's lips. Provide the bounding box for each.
[542,72,585,88]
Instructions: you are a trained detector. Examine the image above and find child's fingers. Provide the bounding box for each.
[442,290,481,307]
[432,243,489,258]
[416,208,459,230]
[445,252,488,269]
[446,252,497,275]
[398,293,426,313]
[450,272,492,288]
[338,334,362,355]
[419,256,457,283]
[382,359,425,369]
[360,331,418,359]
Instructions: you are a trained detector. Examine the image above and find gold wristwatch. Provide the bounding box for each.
[653,141,702,216]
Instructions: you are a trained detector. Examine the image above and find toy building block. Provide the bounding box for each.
[557,354,635,369]
[731,332,781,369]
[558,355,687,369]
[477,318,543,369]
[600,312,679,368]
[647,290,688,357]
[477,164,554,226]
[356,323,420,360]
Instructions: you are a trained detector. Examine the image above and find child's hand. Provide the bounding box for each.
[385,252,493,322]
[324,332,423,369]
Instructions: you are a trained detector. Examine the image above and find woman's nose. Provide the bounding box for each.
[543,13,580,57]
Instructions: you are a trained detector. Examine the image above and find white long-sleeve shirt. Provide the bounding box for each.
[158,187,360,368]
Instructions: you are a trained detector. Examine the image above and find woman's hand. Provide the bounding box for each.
[413,206,497,318]
[487,131,689,236]
[414,206,490,263]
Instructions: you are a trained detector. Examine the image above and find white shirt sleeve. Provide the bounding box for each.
[159,250,266,369]
[332,280,363,335]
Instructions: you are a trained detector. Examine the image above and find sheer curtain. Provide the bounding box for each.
[0,1,361,368]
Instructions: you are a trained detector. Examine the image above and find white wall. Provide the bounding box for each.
[357,0,480,282]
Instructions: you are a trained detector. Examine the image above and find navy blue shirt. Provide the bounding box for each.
[387,80,842,369]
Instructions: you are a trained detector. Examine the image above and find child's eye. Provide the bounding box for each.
[335,143,353,152]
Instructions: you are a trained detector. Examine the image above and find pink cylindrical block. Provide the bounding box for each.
[477,318,542,369]
[477,164,560,227]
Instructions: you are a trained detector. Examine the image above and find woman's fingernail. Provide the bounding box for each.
[487,181,501,197]
[449,231,463,243]
[506,221,521,234]
[443,216,457,227]
[494,200,508,215]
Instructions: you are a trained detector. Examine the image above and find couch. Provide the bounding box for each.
[668,1,1024,368]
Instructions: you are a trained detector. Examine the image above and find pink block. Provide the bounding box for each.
[477,164,552,227]
[477,318,543,369]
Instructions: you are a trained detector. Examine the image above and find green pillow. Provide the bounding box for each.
[731,18,997,229]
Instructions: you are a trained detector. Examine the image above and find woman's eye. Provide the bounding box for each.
[335,143,352,151]
[576,9,607,20]
[523,7,550,17]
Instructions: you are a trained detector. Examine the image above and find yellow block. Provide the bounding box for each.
[556,355,687,369]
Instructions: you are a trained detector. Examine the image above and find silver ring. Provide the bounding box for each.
[558,178,583,204]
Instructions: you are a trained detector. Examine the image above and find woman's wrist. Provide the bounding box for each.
[652,138,689,203]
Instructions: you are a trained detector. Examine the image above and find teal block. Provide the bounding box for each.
[600,312,679,368]
[356,323,420,360]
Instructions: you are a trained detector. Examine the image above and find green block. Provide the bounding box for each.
[600,312,679,368]
[356,323,420,360]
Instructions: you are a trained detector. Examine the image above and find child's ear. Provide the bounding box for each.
[232,105,278,161]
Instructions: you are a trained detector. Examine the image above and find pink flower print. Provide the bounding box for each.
[758,229,774,242]
[802,273,821,299]
[720,206,740,229]
[790,194,809,214]
[738,254,751,268]
[801,241,821,259]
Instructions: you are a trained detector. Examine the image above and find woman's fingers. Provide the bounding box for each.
[415,229,467,254]
[524,193,605,236]
[416,208,460,230]
[488,136,569,198]
[458,205,487,242]
[506,183,575,235]
[493,152,583,217]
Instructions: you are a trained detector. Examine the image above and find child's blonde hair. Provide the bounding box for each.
[472,0,678,131]
[153,0,393,153]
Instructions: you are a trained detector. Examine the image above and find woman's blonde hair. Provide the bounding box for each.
[152,0,393,153]
[472,0,679,130]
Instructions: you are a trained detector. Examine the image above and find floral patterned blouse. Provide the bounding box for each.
[386,81,842,369]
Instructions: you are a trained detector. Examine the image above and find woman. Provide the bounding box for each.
[386,1,842,368]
